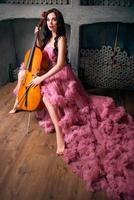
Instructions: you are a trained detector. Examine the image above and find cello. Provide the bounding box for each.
[17,12,47,111]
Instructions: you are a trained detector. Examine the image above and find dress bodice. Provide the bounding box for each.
[42,46,57,69]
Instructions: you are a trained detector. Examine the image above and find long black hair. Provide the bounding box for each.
[42,8,69,63]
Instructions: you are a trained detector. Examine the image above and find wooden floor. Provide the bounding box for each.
[0,82,134,200]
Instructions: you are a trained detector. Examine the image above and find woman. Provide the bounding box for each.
[9,8,134,200]
[9,8,69,155]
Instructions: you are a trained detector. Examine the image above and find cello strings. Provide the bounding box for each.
[17,85,31,107]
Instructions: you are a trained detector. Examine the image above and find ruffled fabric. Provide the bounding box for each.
[37,47,134,200]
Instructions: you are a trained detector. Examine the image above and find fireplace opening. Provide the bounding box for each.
[79,22,134,90]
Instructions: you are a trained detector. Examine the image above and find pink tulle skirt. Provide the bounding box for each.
[36,64,134,200]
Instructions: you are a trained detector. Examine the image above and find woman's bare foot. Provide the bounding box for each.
[9,107,17,114]
[56,141,65,156]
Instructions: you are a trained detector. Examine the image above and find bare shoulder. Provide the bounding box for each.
[57,36,67,46]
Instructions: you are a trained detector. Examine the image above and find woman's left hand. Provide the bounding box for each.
[28,76,43,87]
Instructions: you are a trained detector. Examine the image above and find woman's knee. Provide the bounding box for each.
[18,69,25,81]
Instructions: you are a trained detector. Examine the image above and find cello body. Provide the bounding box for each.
[17,47,44,111]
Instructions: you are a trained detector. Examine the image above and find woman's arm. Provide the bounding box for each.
[42,36,66,80]
[30,36,67,86]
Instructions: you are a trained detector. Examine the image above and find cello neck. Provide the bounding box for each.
[26,33,37,71]
[26,15,45,71]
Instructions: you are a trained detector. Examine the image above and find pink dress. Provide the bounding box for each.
[37,46,134,200]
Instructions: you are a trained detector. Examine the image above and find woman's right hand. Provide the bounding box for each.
[34,26,41,34]
[35,26,42,47]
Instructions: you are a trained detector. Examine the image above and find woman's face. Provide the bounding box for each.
[47,12,58,33]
